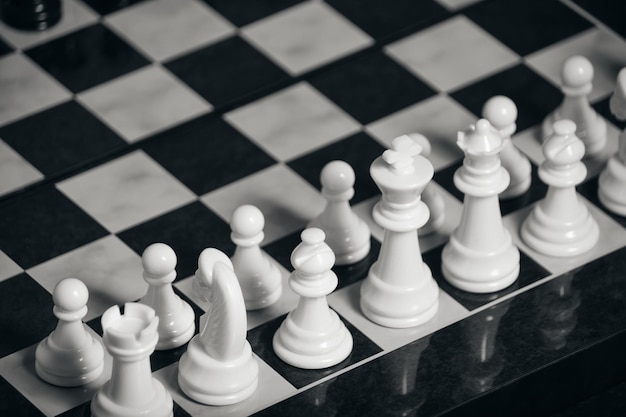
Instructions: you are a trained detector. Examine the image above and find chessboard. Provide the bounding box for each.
[1,0,626,416]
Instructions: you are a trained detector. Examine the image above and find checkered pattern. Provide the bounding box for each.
[0,0,626,416]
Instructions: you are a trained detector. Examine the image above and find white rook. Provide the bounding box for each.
[91,303,173,417]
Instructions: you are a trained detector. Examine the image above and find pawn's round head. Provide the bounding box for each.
[561,55,593,89]
[53,278,88,312]
[230,204,265,238]
[482,95,517,130]
[142,243,177,276]
[321,160,355,193]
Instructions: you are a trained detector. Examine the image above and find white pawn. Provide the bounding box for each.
[405,133,445,235]
[542,55,607,158]
[91,303,173,417]
[308,161,371,264]
[441,119,520,293]
[178,248,258,405]
[273,228,353,369]
[522,119,599,256]
[140,243,195,350]
[599,68,626,215]
[230,205,282,309]
[35,278,104,386]
[483,95,532,198]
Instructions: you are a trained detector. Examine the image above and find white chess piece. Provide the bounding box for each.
[178,248,258,405]
[598,68,626,215]
[140,243,195,350]
[542,55,607,158]
[360,135,439,327]
[273,228,353,369]
[441,119,520,293]
[230,205,282,309]
[405,133,445,235]
[35,278,104,386]
[482,95,532,198]
[522,119,599,256]
[308,160,371,265]
[91,303,173,417]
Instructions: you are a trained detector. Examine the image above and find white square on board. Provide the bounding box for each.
[0,139,43,197]
[241,1,372,75]
[0,54,70,126]
[366,93,475,171]
[224,82,360,161]
[526,28,626,102]
[201,164,326,244]
[385,15,518,92]
[78,65,211,143]
[27,235,145,321]
[57,150,196,233]
[106,0,235,62]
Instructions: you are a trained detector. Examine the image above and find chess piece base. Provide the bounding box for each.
[153,300,195,350]
[334,235,370,265]
[598,156,626,216]
[35,333,104,387]
[91,379,173,417]
[521,201,599,257]
[360,263,440,328]
[178,337,258,405]
[441,233,520,293]
[273,309,353,369]
[245,284,283,310]
[308,219,371,266]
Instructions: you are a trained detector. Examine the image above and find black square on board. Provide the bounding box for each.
[450,64,562,132]
[433,160,462,202]
[0,375,46,417]
[117,201,234,280]
[464,0,592,56]
[571,0,626,39]
[0,101,126,177]
[0,37,13,57]
[262,229,302,272]
[326,0,449,42]
[141,114,276,196]
[165,36,290,109]
[0,185,108,269]
[310,50,436,125]
[499,163,547,216]
[0,274,56,357]
[202,0,305,27]
[80,0,149,15]
[57,401,194,417]
[25,23,149,93]
[287,131,385,204]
